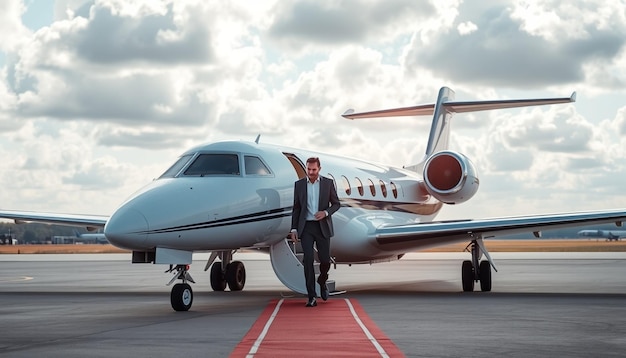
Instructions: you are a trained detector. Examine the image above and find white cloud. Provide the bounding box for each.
[499,106,593,153]
[614,106,626,136]
[457,21,477,35]
[510,0,626,42]
[267,0,435,51]
[0,0,31,52]
[405,0,626,90]
[0,119,149,215]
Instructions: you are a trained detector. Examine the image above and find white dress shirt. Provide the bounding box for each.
[306,177,320,221]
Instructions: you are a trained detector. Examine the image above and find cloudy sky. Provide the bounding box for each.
[0,0,625,221]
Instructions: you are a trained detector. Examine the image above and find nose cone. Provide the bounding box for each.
[104,207,149,250]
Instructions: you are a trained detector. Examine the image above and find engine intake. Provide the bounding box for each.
[423,150,479,204]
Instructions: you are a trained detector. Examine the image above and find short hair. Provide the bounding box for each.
[306,157,321,167]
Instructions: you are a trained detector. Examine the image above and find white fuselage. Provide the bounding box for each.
[104,141,442,263]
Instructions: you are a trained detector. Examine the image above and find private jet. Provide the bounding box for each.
[2,87,626,311]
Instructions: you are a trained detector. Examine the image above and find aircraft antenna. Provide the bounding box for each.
[254,134,261,144]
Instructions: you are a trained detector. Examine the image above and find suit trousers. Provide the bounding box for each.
[301,221,331,299]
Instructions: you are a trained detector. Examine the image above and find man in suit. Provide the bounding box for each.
[288,157,341,307]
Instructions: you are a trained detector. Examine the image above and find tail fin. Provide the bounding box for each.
[342,87,575,171]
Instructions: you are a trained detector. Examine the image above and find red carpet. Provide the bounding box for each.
[230,298,405,357]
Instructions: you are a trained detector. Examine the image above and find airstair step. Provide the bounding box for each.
[326,279,335,292]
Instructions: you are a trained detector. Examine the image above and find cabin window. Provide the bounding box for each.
[390,182,398,198]
[355,177,364,196]
[341,176,351,195]
[367,179,376,196]
[379,180,387,198]
[159,154,194,178]
[244,156,271,175]
[184,153,240,176]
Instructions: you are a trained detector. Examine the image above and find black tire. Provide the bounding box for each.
[479,260,492,292]
[462,260,474,292]
[226,261,246,291]
[210,261,227,291]
[171,283,193,311]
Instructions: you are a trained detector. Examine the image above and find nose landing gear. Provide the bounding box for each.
[166,264,195,311]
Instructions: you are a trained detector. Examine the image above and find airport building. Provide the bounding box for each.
[0,233,17,245]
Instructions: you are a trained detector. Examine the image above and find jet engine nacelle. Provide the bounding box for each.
[423,150,479,204]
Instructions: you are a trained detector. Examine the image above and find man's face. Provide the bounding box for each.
[306,162,320,182]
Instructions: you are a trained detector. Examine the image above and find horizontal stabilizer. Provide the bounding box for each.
[445,92,576,113]
[342,92,576,119]
[342,104,436,119]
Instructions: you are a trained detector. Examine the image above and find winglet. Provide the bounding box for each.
[570,92,576,102]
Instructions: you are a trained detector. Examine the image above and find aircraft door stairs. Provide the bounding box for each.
[269,238,336,296]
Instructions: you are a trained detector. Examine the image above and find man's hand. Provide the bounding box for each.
[288,232,299,242]
[314,211,326,220]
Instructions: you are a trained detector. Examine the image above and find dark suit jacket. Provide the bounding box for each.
[291,176,341,239]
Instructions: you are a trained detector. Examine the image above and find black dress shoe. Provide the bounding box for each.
[320,283,329,301]
[305,297,317,307]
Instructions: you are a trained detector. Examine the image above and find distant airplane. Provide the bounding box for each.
[2,87,626,312]
[578,229,626,241]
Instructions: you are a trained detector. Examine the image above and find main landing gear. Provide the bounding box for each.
[204,250,247,292]
[461,238,496,292]
[166,264,195,311]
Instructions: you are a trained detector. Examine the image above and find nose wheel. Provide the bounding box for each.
[166,264,195,311]
[171,283,193,311]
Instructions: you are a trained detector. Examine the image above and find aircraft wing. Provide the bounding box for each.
[375,209,626,246]
[0,210,108,231]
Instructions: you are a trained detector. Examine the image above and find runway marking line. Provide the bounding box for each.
[230,298,405,357]
[0,276,33,283]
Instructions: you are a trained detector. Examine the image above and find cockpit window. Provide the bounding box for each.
[244,156,271,175]
[159,154,193,178]
[183,154,240,176]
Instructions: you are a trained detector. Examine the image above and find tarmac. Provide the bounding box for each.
[1,252,626,357]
